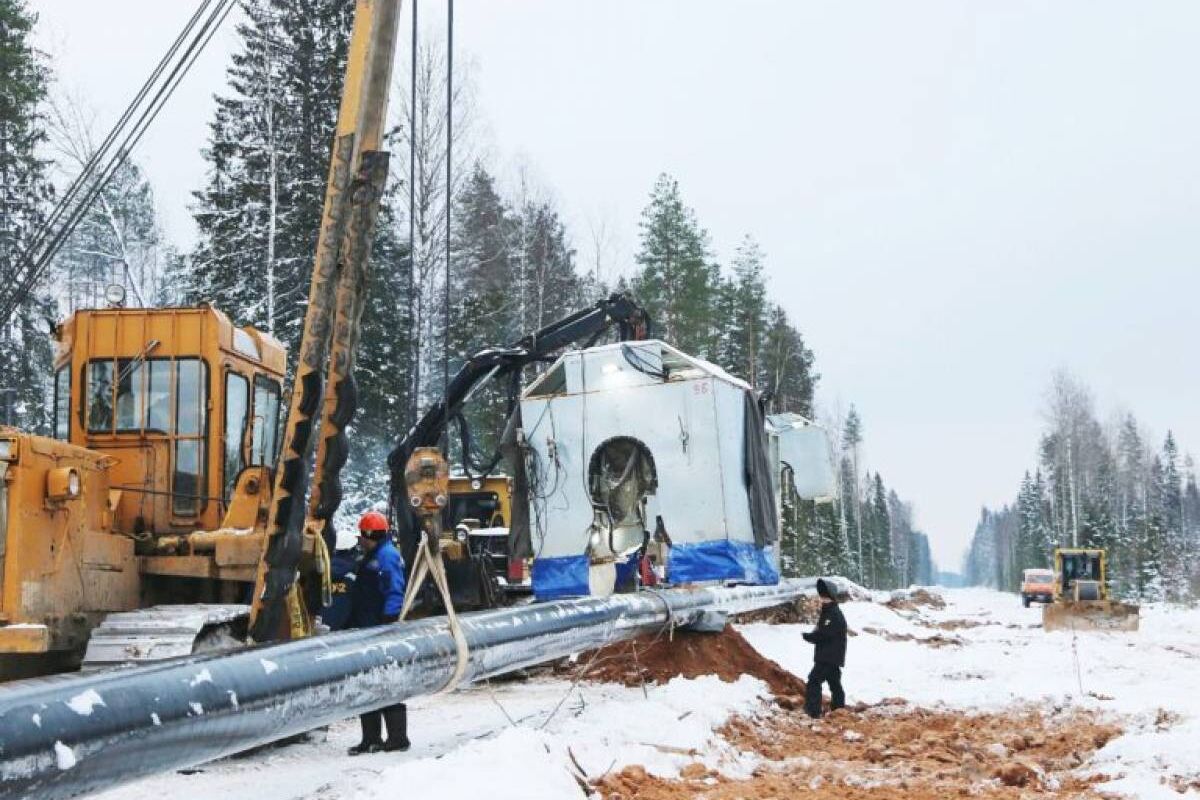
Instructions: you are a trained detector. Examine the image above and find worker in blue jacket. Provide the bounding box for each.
[348,511,411,755]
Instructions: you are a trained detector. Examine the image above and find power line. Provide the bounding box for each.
[443,0,454,457]
[0,0,236,328]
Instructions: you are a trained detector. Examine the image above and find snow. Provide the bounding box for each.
[54,741,76,771]
[93,676,768,800]
[742,588,1200,799]
[85,588,1200,800]
[65,689,105,716]
[188,669,213,687]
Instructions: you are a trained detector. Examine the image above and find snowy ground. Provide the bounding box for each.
[743,588,1200,798]
[93,589,1200,800]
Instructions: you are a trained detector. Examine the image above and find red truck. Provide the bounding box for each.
[1020,568,1056,607]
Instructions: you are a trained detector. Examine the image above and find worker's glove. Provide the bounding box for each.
[382,613,400,624]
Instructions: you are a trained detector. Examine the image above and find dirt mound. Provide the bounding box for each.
[595,702,1121,799]
[861,626,964,648]
[885,587,947,612]
[563,625,807,697]
[730,595,821,625]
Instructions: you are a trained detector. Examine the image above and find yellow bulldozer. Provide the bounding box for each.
[1042,548,1140,632]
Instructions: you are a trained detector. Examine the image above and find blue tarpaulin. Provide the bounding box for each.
[533,540,778,599]
[532,554,590,601]
[667,539,780,586]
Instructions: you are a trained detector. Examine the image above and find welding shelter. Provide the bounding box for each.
[519,340,780,600]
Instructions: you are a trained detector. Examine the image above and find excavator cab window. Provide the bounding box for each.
[87,361,115,432]
[250,375,282,466]
[116,359,146,431]
[224,372,250,502]
[173,359,208,516]
[53,366,70,439]
[147,360,171,432]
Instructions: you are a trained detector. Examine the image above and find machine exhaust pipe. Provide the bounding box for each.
[0,579,816,800]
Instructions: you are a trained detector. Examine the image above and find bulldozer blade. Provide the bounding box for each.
[1042,600,1140,632]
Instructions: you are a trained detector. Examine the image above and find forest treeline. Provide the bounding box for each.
[1,0,933,589]
[964,371,1200,602]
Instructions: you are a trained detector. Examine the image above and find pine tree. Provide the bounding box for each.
[761,305,816,417]
[0,0,54,431]
[868,473,893,588]
[842,406,865,582]
[632,174,719,358]
[1159,432,1185,600]
[720,235,768,385]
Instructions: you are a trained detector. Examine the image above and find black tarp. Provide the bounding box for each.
[742,390,780,547]
[501,406,533,559]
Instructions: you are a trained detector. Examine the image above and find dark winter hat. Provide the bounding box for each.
[816,578,834,599]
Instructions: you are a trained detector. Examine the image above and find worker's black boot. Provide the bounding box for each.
[381,704,410,752]
[348,711,384,755]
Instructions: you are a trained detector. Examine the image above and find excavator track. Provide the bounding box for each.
[81,605,250,669]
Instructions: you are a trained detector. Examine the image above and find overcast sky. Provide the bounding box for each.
[31,1,1200,568]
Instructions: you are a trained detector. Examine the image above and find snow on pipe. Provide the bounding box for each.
[0,578,817,800]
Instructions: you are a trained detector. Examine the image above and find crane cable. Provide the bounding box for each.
[394,0,469,697]
[0,0,237,328]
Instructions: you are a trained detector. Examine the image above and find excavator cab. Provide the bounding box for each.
[54,306,286,534]
[0,304,287,677]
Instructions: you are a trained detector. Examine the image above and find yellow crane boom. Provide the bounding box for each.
[249,0,403,642]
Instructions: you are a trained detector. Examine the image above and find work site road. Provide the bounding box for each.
[87,589,1199,800]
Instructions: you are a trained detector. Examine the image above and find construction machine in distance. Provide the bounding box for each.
[386,293,651,611]
[1020,567,1055,607]
[1042,548,1140,632]
[0,0,404,678]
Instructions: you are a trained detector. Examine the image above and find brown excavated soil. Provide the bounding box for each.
[595,701,1122,799]
[860,626,965,648]
[885,588,947,612]
[562,625,807,698]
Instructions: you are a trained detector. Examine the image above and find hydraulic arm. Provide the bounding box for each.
[385,293,649,540]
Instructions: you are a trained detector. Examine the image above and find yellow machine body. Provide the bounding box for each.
[0,305,286,676]
[1042,547,1140,632]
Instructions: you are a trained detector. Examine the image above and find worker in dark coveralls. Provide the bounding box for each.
[802,578,847,718]
[347,511,411,755]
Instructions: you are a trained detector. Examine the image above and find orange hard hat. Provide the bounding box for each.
[359,511,388,533]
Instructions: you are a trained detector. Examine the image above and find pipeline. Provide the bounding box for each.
[0,579,817,800]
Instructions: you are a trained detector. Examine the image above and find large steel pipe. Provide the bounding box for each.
[0,579,815,800]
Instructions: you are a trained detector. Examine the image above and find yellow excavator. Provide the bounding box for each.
[1042,548,1140,632]
[0,0,402,678]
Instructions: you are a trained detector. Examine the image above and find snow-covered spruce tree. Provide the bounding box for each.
[191,0,356,362]
[841,406,865,582]
[0,0,54,431]
[441,163,512,465]
[191,0,416,523]
[867,473,894,589]
[718,235,768,387]
[1114,415,1149,598]
[1159,433,1186,601]
[887,489,912,587]
[631,174,719,359]
[761,305,816,418]
[1183,457,1200,598]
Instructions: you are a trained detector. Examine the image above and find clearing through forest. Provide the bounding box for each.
[91,588,1199,800]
